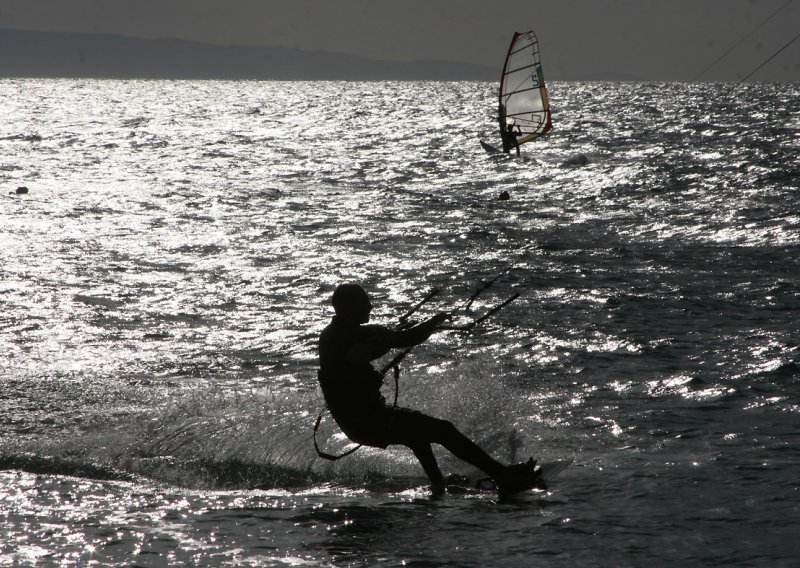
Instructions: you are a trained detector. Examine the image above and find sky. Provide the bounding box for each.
[1,0,799,81]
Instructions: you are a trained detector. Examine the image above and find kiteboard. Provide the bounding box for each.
[535,458,572,485]
[446,458,573,496]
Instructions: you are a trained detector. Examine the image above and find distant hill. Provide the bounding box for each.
[0,28,496,81]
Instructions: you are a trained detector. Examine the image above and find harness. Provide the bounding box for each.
[313,360,403,461]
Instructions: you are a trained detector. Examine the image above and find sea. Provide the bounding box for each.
[1,78,798,567]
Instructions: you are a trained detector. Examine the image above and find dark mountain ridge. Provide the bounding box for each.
[0,28,497,81]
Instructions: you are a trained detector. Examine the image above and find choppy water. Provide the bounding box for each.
[1,78,799,566]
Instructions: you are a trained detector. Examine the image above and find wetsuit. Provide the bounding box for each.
[318,316,432,447]
[501,124,521,155]
[318,315,505,485]
[498,103,520,155]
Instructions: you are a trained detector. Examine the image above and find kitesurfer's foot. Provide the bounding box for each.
[431,479,446,498]
[495,458,545,495]
[444,473,470,487]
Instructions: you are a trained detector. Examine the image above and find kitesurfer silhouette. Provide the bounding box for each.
[317,283,541,495]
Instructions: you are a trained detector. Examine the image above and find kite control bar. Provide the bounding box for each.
[438,292,520,332]
[380,279,521,377]
[398,288,440,327]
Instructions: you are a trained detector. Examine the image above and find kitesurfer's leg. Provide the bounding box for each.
[388,409,506,479]
[433,420,503,476]
[387,408,541,493]
[409,442,445,494]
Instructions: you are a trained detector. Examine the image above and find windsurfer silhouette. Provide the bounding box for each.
[501,122,522,156]
[317,283,541,495]
[498,104,522,155]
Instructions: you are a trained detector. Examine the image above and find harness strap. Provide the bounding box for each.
[313,413,362,461]
[392,364,400,407]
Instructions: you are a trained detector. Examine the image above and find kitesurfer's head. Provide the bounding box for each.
[332,283,372,324]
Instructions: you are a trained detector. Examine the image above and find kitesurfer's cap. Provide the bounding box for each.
[332,283,371,318]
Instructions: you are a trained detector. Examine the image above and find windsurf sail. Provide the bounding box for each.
[498,31,552,151]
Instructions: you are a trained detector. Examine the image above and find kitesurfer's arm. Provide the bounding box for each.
[387,313,450,348]
[345,314,449,364]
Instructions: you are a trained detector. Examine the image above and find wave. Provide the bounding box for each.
[0,384,408,491]
[0,360,550,491]
[0,453,139,483]
[2,133,43,142]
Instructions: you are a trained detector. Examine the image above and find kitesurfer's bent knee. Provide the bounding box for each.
[387,409,505,478]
